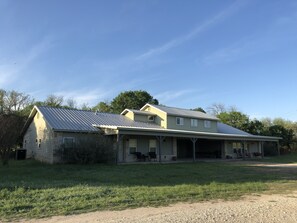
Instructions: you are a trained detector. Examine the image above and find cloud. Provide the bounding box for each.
[54,88,115,107]
[202,37,258,65]
[0,37,54,88]
[155,89,198,104]
[136,0,248,60]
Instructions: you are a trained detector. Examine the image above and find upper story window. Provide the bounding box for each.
[148,115,155,122]
[191,119,198,127]
[204,120,211,128]
[176,117,184,125]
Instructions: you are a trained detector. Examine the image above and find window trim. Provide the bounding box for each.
[149,139,157,154]
[148,115,155,122]
[129,139,137,154]
[191,119,198,127]
[176,117,184,126]
[204,120,211,128]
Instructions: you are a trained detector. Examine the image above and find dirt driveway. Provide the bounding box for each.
[24,191,297,223]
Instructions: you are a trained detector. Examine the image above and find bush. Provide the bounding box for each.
[55,136,114,164]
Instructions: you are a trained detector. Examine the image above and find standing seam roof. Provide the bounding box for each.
[36,106,163,132]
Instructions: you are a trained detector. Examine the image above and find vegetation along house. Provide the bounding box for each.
[22,104,280,164]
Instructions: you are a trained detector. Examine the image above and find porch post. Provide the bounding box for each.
[261,141,264,158]
[190,138,198,162]
[243,141,247,160]
[116,133,120,165]
[156,136,165,163]
[277,141,280,156]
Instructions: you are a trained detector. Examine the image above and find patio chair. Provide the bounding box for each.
[133,152,145,161]
[148,152,157,161]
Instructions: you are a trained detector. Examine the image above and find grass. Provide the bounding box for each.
[260,152,297,163]
[1,154,297,221]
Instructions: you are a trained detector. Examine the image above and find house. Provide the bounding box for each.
[22,104,280,164]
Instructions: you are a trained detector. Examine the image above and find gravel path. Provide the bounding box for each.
[25,191,297,223]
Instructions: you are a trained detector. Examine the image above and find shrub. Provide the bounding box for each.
[55,136,114,164]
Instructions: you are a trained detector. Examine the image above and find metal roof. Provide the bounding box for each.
[141,104,219,121]
[121,109,156,116]
[23,106,279,142]
[34,106,163,132]
[217,122,252,136]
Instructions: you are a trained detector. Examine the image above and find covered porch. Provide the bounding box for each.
[95,125,281,164]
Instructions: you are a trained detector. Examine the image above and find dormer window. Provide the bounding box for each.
[176,117,184,125]
[191,119,198,127]
[204,120,211,128]
[148,116,155,122]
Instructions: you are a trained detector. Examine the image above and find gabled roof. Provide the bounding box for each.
[23,106,163,133]
[23,106,280,142]
[121,109,156,116]
[141,104,219,121]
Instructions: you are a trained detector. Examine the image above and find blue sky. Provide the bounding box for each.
[1,0,297,121]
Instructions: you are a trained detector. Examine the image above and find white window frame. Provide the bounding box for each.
[148,115,155,122]
[204,120,211,128]
[129,139,137,154]
[176,117,184,125]
[191,119,198,127]
[149,139,157,154]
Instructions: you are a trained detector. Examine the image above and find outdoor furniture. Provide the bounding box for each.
[148,152,157,161]
[133,152,145,161]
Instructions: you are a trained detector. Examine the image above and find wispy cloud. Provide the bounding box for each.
[202,37,259,65]
[0,37,54,87]
[155,89,198,105]
[136,0,248,60]
[54,88,115,107]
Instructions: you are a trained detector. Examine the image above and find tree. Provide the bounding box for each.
[217,111,250,131]
[92,101,112,113]
[108,90,158,114]
[44,95,64,107]
[246,120,267,135]
[0,114,25,165]
[0,89,33,115]
[191,107,206,113]
[65,98,77,109]
[267,125,294,151]
[207,103,227,116]
[81,103,91,111]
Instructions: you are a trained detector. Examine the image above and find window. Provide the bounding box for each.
[191,119,198,127]
[38,139,41,148]
[176,117,184,125]
[232,142,241,149]
[148,115,155,122]
[149,139,157,153]
[204,120,211,128]
[129,139,137,154]
[63,137,75,149]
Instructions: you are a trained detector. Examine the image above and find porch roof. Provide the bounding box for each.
[93,123,281,142]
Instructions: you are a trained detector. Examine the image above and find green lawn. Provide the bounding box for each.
[261,152,297,163]
[1,155,297,221]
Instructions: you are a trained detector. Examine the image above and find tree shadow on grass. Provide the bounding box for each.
[1,160,297,190]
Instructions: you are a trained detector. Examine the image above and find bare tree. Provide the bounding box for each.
[44,94,64,107]
[0,114,25,165]
[207,103,227,116]
[66,98,77,109]
[0,89,32,114]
